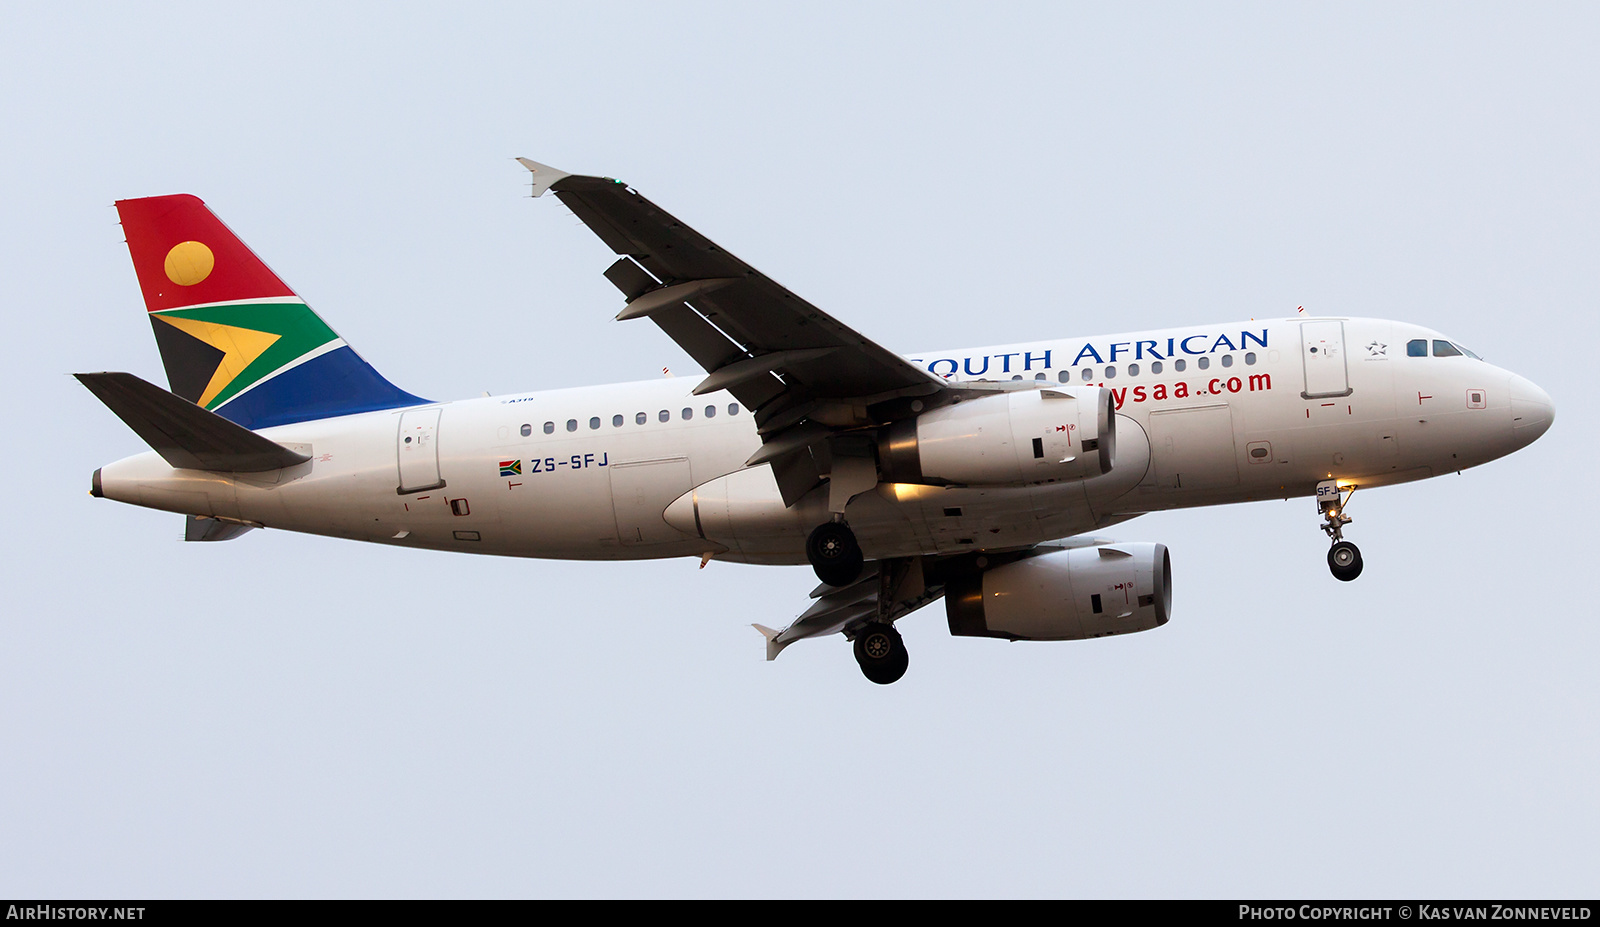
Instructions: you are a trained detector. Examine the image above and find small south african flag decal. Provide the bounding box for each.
[499,459,522,477]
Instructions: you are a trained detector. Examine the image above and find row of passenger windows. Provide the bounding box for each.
[514,353,1265,436]
[967,353,1261,385]
[1051,352,1259,383]
[1407,339,1481,359]
[520,403,744,436]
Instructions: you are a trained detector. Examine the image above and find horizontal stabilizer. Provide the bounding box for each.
[76,371,312,472]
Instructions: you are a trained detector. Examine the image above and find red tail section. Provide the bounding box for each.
[110,194,426,429]
[116,195,295,312]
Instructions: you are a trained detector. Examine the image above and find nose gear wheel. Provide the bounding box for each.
[1328,540,1363,581]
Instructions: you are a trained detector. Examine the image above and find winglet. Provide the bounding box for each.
[515,158,572,198]
[751,624,792,662]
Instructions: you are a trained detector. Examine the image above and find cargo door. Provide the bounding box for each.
[610,456,694,545]
[1301,320,1352,398]
[1147,404,1239,490]
[397,407,446,493]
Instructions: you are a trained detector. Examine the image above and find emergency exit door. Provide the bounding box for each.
[397,407,446,493]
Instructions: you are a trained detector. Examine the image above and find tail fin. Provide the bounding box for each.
[115,195,426,429]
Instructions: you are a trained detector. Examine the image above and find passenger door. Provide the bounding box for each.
[1300,320,1352,398]
[397,407,446,493]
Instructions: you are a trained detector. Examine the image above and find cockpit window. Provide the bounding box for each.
[1407,339,1427,357]
[1456,343,1482,360]
[1433,340,1462,357]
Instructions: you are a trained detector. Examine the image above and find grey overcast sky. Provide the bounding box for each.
[1,2,1594,898]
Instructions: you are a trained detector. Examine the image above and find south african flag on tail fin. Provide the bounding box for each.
[116,194,426,429]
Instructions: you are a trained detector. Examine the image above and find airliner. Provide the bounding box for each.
[78,159,1555,683]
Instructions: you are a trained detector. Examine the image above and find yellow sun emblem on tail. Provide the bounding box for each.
[164,241,215,286]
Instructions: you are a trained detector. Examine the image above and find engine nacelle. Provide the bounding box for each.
[881,386,1114,486]
[944,542,1171,641]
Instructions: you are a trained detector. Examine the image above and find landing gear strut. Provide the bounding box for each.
[1317,479,1363,582]
[852,622,908,685]
[807,520,863,587]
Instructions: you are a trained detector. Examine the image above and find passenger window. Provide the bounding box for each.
[1407,339,1427,357]
[566,419,577,432]
[1197,356,1210,370]
[1128,363,1140,376]
[543,422,555,434]
[727,404,740,416]
[1034,372,1046,380]
[1151,361,1163,374]
[659,410,670,423]
[1434,340,1462,357]
[1103,366,1116,379]
[1081,368,1093,382]
[612,414,624,427]
[1245,353,1256,365]
[1174,359,1186,372]
[681,407,693,420]
[1058,370,1071,383]
[1221,355,1233,368]
[520,424,532,437]
[589,416,601,430]
[704,405,716,418]
[636,412,647,425]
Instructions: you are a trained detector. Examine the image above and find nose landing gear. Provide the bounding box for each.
[1317,479,1363,581]
[807,519,864,587]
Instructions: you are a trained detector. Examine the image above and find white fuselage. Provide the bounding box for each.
[95,317,1554,564]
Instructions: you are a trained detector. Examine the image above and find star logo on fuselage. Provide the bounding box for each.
[1366,341,1387,356]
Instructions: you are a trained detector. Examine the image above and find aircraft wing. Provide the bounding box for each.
[753,557,945,660]
[749,540,1101,659]
[519,159,952,504]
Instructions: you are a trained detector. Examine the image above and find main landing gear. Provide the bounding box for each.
[853,622,908,685]
[1317,479,1363,582]
[807,519,864,587]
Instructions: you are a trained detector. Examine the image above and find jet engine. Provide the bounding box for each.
[880,386,1114,486]
[944,542,1171,641]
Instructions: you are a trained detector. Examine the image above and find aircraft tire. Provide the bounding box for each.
[807,522,863,587]
[1328,541,1363,582]
[853,623,908,685]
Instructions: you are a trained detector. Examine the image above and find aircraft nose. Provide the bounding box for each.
[1508,374,1554,444]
